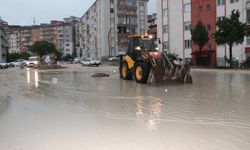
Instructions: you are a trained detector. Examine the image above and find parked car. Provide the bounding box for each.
[73,57,82,64]
[81,58,101,67]
[10,59,27,67]
[0,62,8,69]
[7,63,15,67]
[108,56,120,61]
[26,56,40,67]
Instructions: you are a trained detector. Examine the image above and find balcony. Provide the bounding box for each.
[117,4,137,10]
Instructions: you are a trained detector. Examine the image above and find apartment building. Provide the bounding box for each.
[148,13,157,35]
[74,22,82,57]
[64,16,81,23]
[157,0,192,63]
[19,27,32,53]
[215,0,250,66]
[8,21,74,56]
[8,26,22,53]
[0,18,9,62]
[157,0,250,66]
[79,0,148,59]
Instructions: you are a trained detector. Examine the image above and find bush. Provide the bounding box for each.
[7,52,31,62]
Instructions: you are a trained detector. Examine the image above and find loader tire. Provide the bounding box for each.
[134,62,149,84]
[120,62,132,80]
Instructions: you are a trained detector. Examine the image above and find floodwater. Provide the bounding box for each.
[0,66,250,150]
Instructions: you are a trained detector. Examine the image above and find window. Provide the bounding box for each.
[217,0,225,6]
[207,24,211,30]
[163,42,169,50]
[217,16,223,22]
[163,25,168,33]
[247,37,250,46]
[184,40,192,49]
[163,8,168,16]
[199,6,203,12]
[247,10,250,23]
[207,4,211,11]
[208,44,212,50]
[230,0,239,3]
[110,8,114,13]
[184,3,191,12]
[139,2,144,7]
[184,22,191,31]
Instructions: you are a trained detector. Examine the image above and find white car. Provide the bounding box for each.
[73,58,82,64]
[26,56,40,67]
[10,59,27,67]
[0,62,8,69]
[108,56,120,61]
[81,58,101,67]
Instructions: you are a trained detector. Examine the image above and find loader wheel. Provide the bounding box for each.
[134,62,149,84]
[120,62,132,80]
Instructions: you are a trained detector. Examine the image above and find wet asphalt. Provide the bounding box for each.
[0,65,250,150]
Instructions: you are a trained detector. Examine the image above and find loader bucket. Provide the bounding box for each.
[147,65,166,85]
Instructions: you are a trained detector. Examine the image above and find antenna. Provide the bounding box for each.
[33,17,36,25]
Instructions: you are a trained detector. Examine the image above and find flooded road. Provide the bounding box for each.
[0,66,250,150]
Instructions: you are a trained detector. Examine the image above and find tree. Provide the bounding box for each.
[30,41,58,57]
[213,10,247,68]
[6,52,31,62]
[20,52,31,60]
[191,21,209,65]
[7,53,20,62]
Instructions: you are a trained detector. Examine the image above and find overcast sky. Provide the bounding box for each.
[0,0,156,25]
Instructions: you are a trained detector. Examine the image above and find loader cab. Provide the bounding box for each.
[127,34,157,60]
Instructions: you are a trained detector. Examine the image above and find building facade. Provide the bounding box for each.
[157,0,192,63]
[64,16,81,24]
[8,21,74,56]
[79,0,149,59]
[0,18,9,62]
[157,0,250,66]
[148,13,157,36]
[8,26,21,53]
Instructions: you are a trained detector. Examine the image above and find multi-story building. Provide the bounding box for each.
[79,0,149,59]
[7,21,74,56]
[74,22,82,57]
[8,26,22,53]
[215,0,250,66]
[0,18,9,62]
[148,13,157,36]
[157,0,192,63]
[64,16,81,24]
[157,0,250,66]
[19,27,32,53]
[61,24,74,56]
[63,16,80,57]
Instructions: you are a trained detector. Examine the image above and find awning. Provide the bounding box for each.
[245,47,250,54]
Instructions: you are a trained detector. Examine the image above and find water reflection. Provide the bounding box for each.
[26,69,40,88]
[35,71,39,88]
[27,69,30,83]
[135,85,162,130]
[0,96,10,116]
